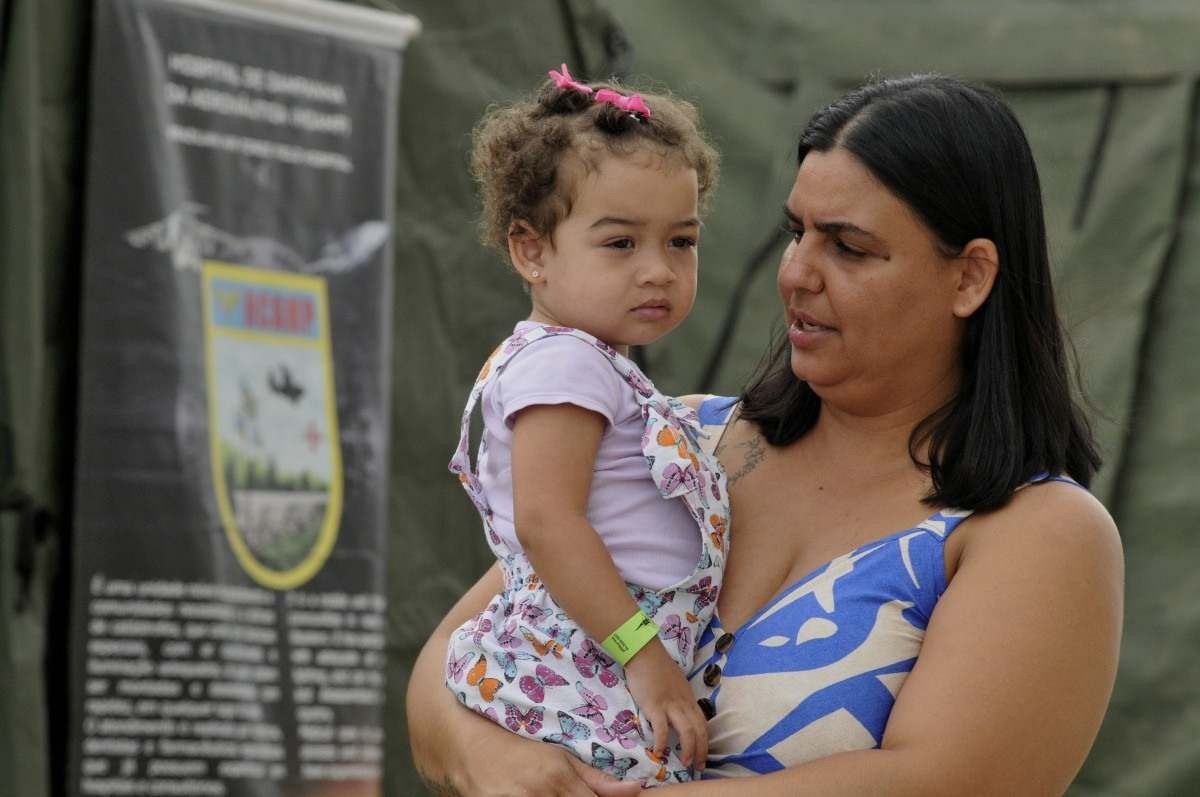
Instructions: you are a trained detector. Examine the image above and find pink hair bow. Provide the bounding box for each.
[594,88,652,119]
[548,63,593,95]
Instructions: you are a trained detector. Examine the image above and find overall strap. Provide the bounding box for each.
[446,324,664,520]
[447,324,724,568]
[446,344,502,522]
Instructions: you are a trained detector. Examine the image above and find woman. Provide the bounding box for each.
[407,74,1123,796]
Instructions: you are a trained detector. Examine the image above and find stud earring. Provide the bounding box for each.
[530,270,540,278]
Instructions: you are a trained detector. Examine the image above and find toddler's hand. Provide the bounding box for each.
[623,639,708,772]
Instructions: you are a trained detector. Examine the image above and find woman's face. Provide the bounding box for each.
[779,147,967,414]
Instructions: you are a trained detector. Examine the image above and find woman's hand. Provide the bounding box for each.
[623,639,709,771]
[407,563,645,796]
[442,726,644,797]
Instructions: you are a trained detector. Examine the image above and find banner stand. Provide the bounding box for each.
[69,1,418,794]
[166,0,421,49]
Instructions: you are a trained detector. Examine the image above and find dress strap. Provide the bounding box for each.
[697,395,739,426]
[914,507,975,540]
[1026,472,1087,490]
[917,473,1087,543]
[695,395,738,457]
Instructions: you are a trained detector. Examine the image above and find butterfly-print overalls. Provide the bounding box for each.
[446,324,730,787]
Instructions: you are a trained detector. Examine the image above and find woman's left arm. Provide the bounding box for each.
[671,480,1124,796]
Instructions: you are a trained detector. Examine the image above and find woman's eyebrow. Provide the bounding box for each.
[783,205,883,245]
[815,220,884,246]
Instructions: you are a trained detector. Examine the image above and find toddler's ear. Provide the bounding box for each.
[508,221,548,285]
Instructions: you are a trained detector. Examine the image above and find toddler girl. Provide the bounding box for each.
[445,64,728,787]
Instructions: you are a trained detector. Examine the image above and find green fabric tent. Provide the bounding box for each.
[2,1,1197,794]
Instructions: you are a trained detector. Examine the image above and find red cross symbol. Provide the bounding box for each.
[304,422,323,451]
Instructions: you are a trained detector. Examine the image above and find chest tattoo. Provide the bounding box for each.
[721,434,766,487]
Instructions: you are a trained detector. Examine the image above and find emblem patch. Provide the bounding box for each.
[202,261,342,589]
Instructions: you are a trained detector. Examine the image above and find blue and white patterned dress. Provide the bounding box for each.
[687,396,1079,777]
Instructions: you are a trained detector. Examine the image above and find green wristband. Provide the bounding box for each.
[601,610,659,666]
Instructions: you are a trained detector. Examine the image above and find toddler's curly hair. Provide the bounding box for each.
[471,74,720,264]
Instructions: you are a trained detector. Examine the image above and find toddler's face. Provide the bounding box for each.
[522,151,700,354]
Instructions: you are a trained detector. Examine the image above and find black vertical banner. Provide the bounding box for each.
[70,1,417,795]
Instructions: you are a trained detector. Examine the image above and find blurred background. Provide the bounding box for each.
[3,0,1198,794]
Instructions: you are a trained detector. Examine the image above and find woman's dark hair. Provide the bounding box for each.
[740,73,1101,511]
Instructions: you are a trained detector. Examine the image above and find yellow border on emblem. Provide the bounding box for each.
[201,260,343,590]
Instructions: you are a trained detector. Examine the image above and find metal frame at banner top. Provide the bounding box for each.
[163,0,421,49]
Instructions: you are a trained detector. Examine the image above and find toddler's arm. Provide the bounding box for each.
[511,402,708,769]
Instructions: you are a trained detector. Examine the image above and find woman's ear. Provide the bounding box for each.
[507,221,548,285]
[952,238,999,318]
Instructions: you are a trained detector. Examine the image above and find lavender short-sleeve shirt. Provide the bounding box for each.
[477,323,701,590]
